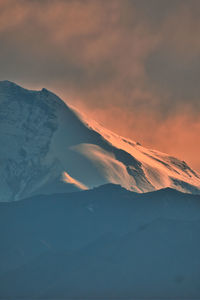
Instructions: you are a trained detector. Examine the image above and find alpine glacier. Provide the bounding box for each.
[0,80,200,201]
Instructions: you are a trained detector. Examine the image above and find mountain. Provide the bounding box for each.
[0,80,200,201]
[1,185,200,298]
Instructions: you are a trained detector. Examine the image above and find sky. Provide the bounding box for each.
[0,0,200,171]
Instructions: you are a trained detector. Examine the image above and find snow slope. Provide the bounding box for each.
[0,80,200,201]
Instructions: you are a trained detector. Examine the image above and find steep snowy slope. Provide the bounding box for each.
[0,80,200,201]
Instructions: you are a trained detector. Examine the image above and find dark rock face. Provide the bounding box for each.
[0,81,59,200]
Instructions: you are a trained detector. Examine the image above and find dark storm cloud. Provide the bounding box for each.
[0,0,200,170]
[146,50,200,100]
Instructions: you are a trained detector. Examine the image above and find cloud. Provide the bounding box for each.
[0,0,200,170]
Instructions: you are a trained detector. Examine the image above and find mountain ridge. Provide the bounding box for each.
[1,185,200,298]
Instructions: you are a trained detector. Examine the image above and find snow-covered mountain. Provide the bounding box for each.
[0,80,200,201]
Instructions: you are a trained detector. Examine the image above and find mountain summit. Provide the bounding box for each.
[0,81,200,201]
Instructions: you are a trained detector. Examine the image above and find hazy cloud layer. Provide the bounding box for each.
[0,0,200,170]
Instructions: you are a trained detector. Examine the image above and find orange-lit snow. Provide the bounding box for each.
[62,171,88,190]
[72,105,200,193]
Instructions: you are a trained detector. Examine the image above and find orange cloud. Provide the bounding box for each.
[0,0,200,171]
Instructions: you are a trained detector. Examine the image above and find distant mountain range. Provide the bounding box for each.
[1,185,200,298]
[0,80,200,201]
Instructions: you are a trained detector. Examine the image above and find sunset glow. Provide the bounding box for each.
[0,0,200,172]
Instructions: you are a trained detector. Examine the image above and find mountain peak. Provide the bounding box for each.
[0,80,68,110]
[91,183,129,194]
[0,79,16,85]
[41,87,49,93]
[0,80,21,89]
